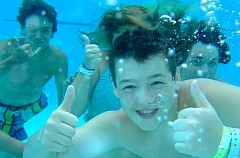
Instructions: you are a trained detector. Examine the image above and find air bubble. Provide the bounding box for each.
[157,117,162,122]
[106,0,117,6]
[197,70,204,77]
[181,63,188,68]
[41,10,46,16]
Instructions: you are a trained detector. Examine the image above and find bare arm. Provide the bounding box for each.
[71,35,102,117]
[54,50,68,105]
[200,79,240,127]
[0,56,16,77]
[71,72,96,117]
[0,130,25,157]
[180,79,240,126]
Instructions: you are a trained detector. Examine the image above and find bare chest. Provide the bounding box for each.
[3,56,57,88]
[120,127,191,158]
[104,135,190,158]
[137,134,179,157]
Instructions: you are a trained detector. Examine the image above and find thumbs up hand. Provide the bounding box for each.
[82,35,102,70]
[172,80,223,158]
[40,85,79,153]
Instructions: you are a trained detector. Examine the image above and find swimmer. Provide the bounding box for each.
[0,0,68,157]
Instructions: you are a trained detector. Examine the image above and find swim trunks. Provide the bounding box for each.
[0,91,48,140]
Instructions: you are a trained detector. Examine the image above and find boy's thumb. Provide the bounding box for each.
[59,85,75,112]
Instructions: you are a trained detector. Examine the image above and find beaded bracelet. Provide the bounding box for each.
[228,128,240,158]
[79,63,95,76]
[213,126,231,158]
[82,62,95,71]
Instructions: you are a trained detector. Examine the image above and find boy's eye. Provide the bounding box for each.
[151,81,165,89]
[122,85,136,92]
[151,81,164,86]
[28,28,37,32]
[123,85,135,90]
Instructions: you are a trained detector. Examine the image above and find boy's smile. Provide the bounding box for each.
[115,54,177,131]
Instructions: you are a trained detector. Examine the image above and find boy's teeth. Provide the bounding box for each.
[139,109,155,115]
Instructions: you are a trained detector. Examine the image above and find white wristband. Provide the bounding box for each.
[79,65,95,75]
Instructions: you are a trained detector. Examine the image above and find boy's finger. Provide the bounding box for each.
[82,35,90,45]
[59,85,75,112]
[29,47,41,57]
[190,80,214,110]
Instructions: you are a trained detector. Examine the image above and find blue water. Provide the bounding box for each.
[0,0,239,137]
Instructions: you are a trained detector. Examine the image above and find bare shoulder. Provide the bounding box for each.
[46,45,68,68]
[0,38,13,51]
[79,110,126,133]
[59,110,126,158]
[0,38,13,44]
[48,45,67,59]
[0,38,25,48]
[0,38,16,60]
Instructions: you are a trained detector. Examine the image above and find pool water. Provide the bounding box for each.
[0,0,239,138]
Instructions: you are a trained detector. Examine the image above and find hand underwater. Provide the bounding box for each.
[172,80,223,158]
[12,37,41,64]
[40,85,79,153]
[82,35,102,69]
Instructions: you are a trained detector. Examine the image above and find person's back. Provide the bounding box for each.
[83,67,120,122]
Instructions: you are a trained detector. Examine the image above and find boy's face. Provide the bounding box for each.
[23,14,53,51]
[114,54,177,131]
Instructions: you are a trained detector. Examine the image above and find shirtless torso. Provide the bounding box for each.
[0,38,68,106]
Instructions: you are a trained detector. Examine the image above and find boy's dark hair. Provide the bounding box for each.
[177,19,231,65]
[154,7,199,66]
[194,19,231,64]
[109,27,177,87]
[17,0,58,33]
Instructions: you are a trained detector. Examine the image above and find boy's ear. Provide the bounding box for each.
[175,68,181,82]
[114,87,119,98]
[111,81,119,98]
[175,68,181,90]
[110,73,119,98]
